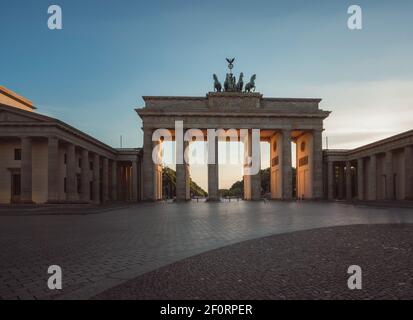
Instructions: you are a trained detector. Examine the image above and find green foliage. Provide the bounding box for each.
[225,167,297,198]
[162,167,207,197]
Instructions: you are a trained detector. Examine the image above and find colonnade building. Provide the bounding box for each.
[137,93,329,201]
[0,85,412,204]
[324,131,413,201]
[0,86,142,204]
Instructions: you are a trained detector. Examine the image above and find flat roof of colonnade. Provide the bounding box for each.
[136,92,330,118]
[324,129,413,161]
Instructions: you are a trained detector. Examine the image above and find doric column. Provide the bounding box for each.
[384,150,394,200]
[66,144,77,202]
[312,130,323,199]
[338,163,344,199]
[102,157,109,203]
[243,129,261,200]
[208,135,219,201]
[345,161,352,200]
[251,133,261,201]
[142,128,154,200]
[357,158,364,200]
[153,139,162,201]
[243,132,252,200]
[93,154,100,204]
[185,154,191,200]
[80,149,90,202]
[176,139,190,202]
[368,154,377,200]
[47,136,59,203]
[111,160,117,201]
[132,160,138,201]
[270,133,281,199]
[139,156,143,201]
[327,161,334,200]
[405,146,413,200]
[282,129,292,200]
[20,137,33,203]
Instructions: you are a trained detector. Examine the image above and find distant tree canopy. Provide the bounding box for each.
[221,167,297,198]
[162,166,297,199]
[162,167,208,198]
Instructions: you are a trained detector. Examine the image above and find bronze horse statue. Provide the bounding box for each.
[224,73,230,91]
[213,74,222,92]
[237,72,244,92]
[224,73,237,91]
[244,74,256,93]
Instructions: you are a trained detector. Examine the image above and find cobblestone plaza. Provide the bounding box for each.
[1,201,412,300]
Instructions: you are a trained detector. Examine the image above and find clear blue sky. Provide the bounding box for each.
[1,0,412,188]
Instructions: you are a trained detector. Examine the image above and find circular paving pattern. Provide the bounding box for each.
[94,224,413,300]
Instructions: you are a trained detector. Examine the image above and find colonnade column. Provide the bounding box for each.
[281,129,292,200]
[142,128,154,201]
[368,154,377,200]
[111,160,117,201]
[176,137,190,202]
[102,158,109,203]
[405,146,413,200]
[312,130,323,199]
[80,149,90,202]
[337,163,344,199]
[93,154,100,204]
[243,131,251,200]
[243,129,261,200]
[357,158,364,200]
[345,161,352,200]
[207,135,219,201]
[66,143,77,202]
[251,132,261,200]
[185,146,191,200]
[384,151,394,200]
[47,136,59,203]
[327,161,334,200]
[20,137,33,203]
[132,160,139,201]
[153,139,162,201]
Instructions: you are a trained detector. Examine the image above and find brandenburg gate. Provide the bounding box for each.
[136,60,330,201]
